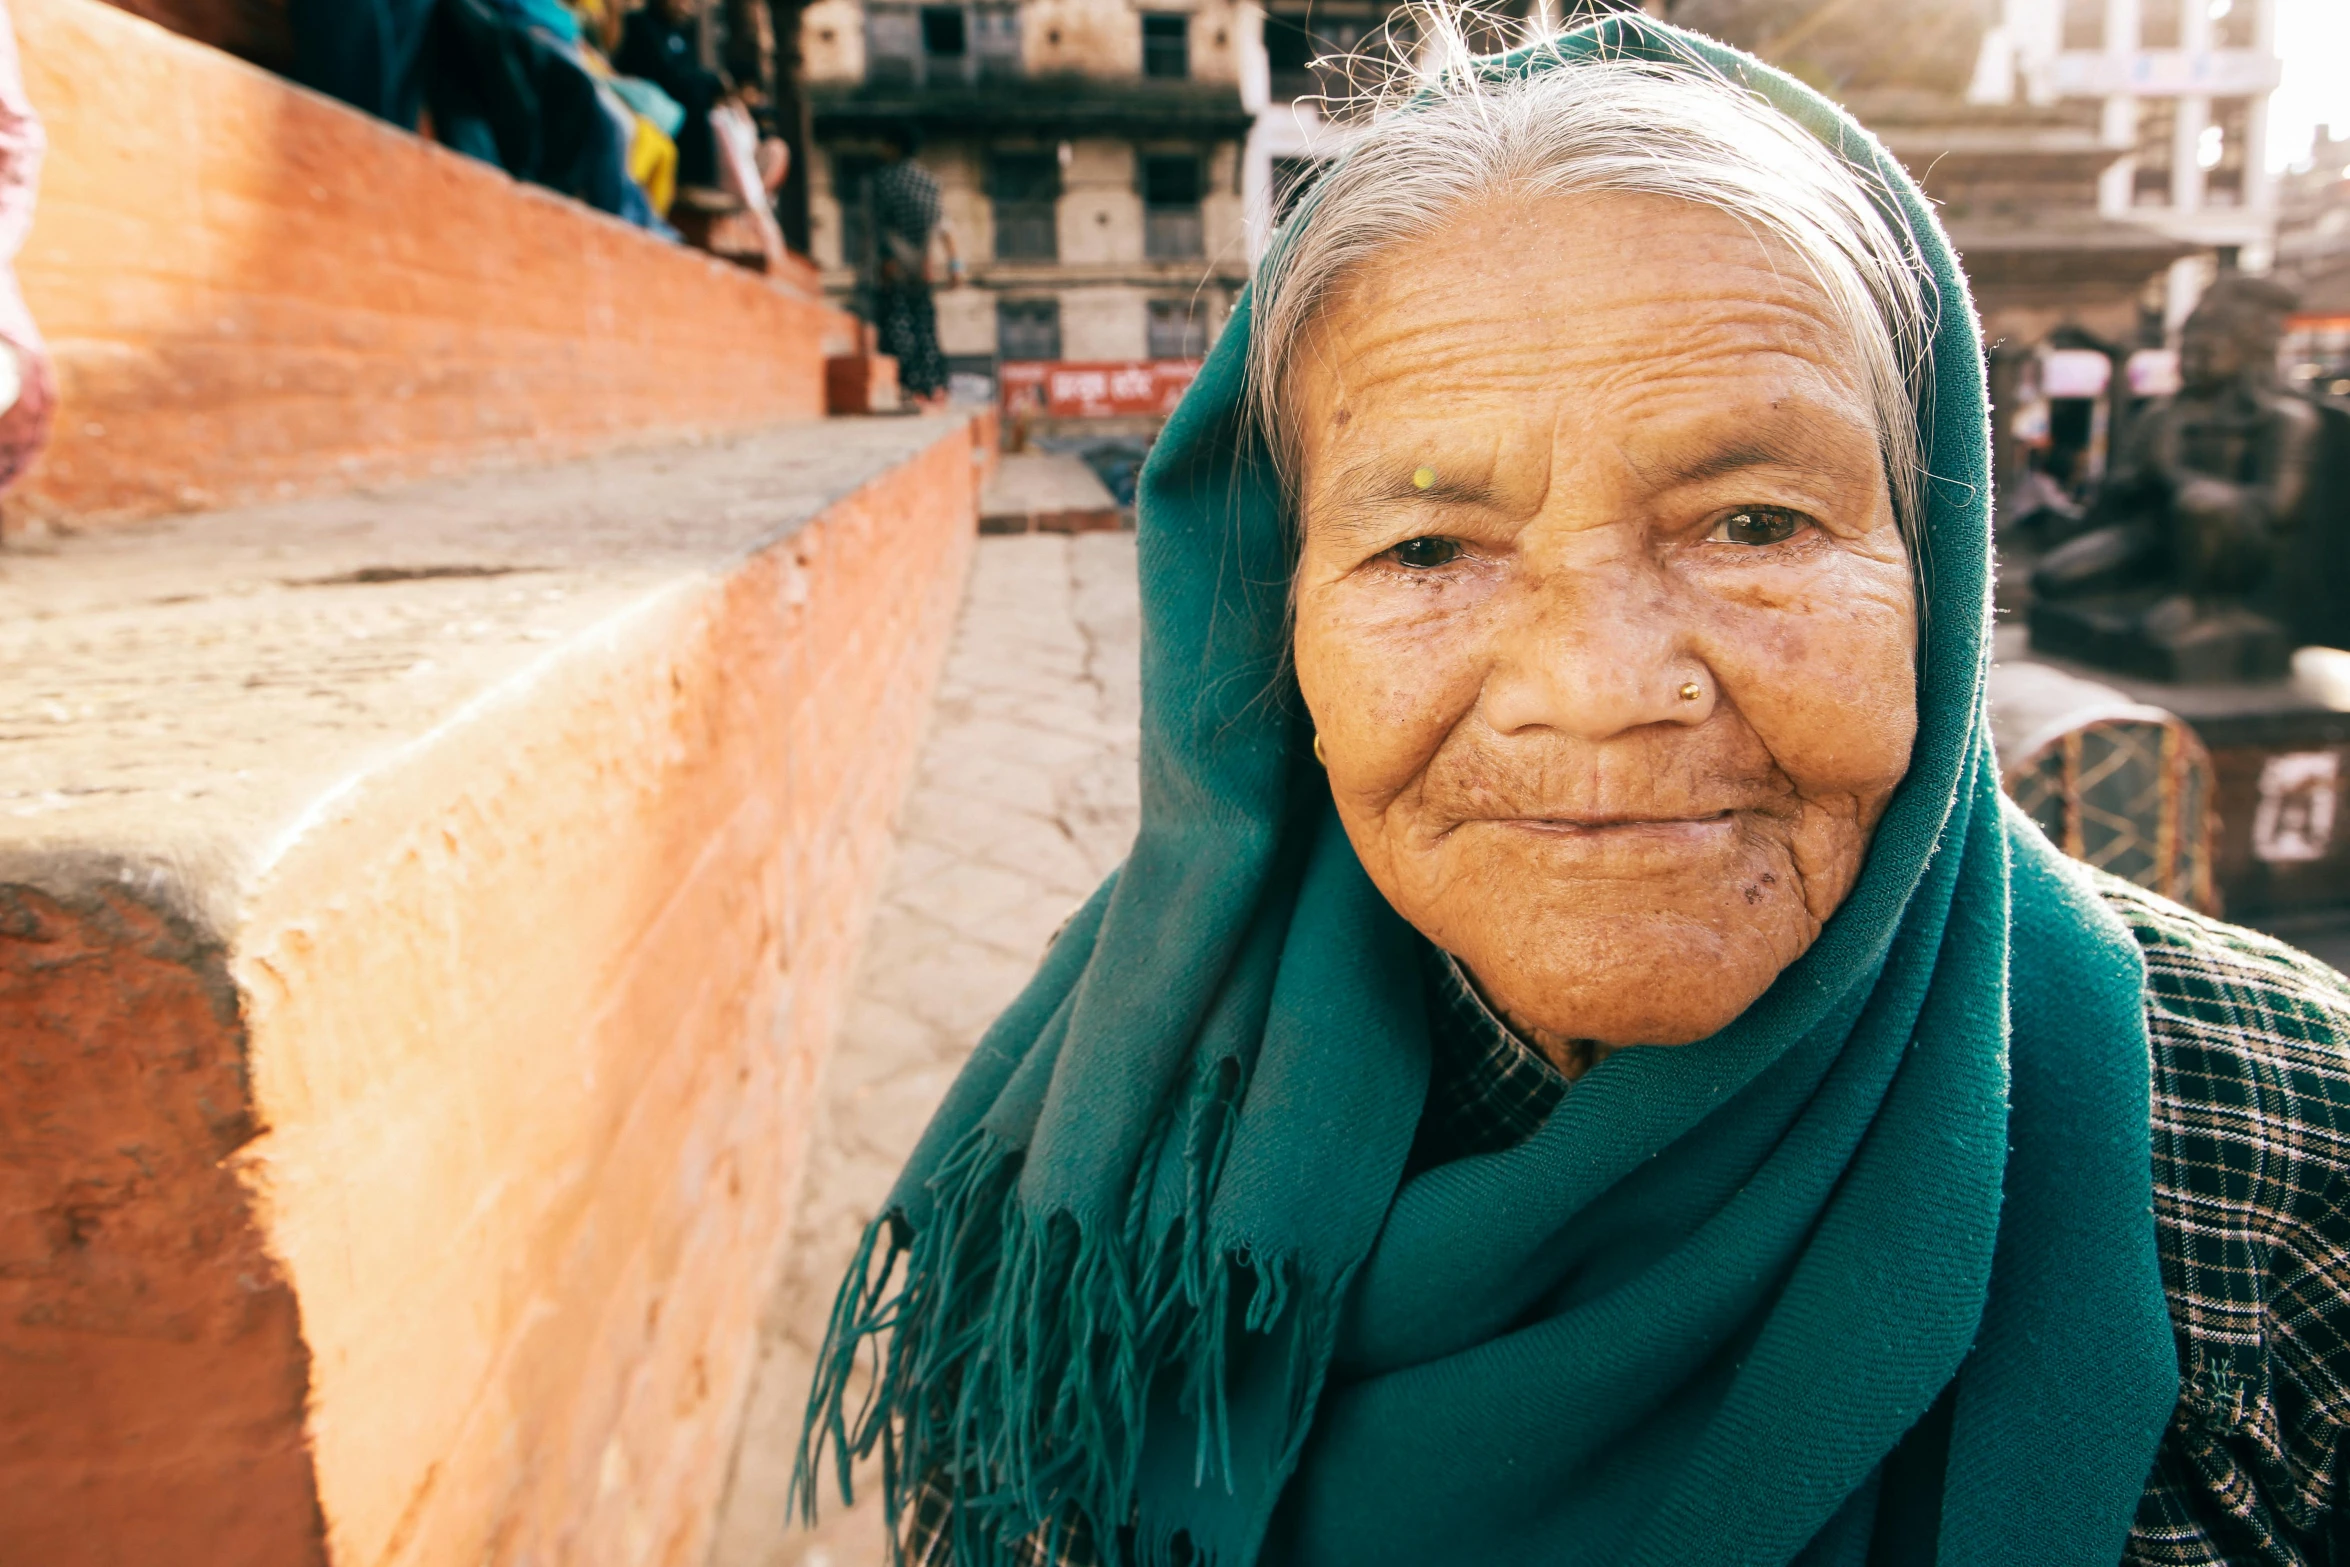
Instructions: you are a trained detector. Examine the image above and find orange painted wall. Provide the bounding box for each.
[0,419,989,1567]
[11,0,856,532]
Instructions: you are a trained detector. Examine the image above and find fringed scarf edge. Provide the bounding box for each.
[792,1048,1346,1567]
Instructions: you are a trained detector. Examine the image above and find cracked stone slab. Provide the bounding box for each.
[0,415,977,932]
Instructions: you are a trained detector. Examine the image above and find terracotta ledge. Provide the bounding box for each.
[0,413,987,1566]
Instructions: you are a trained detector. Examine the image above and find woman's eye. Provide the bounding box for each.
[1707,508,1809,547]
[1388,536,1463,569]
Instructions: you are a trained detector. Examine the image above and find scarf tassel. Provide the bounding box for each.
[793,1054,1343,1567]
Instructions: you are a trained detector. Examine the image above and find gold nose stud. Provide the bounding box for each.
[1313,732,1328,765]
[1678,682,1703,703]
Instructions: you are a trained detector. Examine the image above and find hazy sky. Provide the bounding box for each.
[2269,0,2350,169]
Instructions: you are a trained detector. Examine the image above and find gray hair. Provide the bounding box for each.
[1246,32,1938,550]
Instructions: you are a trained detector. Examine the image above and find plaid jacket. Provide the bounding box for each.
[907,876,2350,1565]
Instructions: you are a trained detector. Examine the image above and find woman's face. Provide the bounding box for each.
[1291,192,1918,1057]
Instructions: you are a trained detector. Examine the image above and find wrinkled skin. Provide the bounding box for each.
[1290,192,1918,1073]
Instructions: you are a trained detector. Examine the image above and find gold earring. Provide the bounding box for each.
[1313,732,1328,765]
[1678,681,1703,703]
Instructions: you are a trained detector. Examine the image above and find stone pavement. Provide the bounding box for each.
[708,533,1143,1567]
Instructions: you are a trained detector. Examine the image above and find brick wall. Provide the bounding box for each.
[243,432,982,1567]
[0,880,326,1566]
[0,416,988,1566]
[12,0,855,533]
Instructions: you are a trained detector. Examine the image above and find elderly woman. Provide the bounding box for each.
[798,18,2350,1567]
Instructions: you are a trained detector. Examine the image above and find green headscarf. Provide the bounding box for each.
[800,17,2177,1565]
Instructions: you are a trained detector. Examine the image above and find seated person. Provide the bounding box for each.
[616,0,729,200]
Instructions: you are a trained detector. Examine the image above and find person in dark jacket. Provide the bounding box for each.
[615,0,727,195]
[288,0,436,127]
[288,0,659,231]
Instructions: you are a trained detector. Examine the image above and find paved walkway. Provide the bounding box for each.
[708,533,1143,1567]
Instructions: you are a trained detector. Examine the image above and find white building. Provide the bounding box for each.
[1968,0,2284,325]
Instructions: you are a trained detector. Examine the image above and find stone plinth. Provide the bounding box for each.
[2028,597,2294,685]
[1995,626,2350,918]
[1,415,988,1567]
[11,0,858,534]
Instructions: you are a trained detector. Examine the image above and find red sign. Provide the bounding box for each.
[1000,360,1202,419]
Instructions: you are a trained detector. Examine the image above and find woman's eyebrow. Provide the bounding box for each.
[1645,426,1861,488]
[1320,456,1502,511]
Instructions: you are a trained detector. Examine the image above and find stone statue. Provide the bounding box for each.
[2030,276,2323,683]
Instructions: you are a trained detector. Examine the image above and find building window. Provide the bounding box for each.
[2208,0,2257,49]
[921,6,966,59]
[866,2,1017,86]
[2204,96,2252,205]
[1270,156,1324,227]
[2133,98,2176,206]
[2060,0,2103,50]
[865,6,921,85]
[973,3,1021,78]
[1142,14,1189,80]
[998,298,1061,361]
[990,151,1060,261]
[1263,7,1381,103]
[1264,10,1313,97]
[1148,299,1208,359]
[2140,0,2182,47]
[1142,154,1205,260]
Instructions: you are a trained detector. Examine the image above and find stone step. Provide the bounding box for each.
[13,0,854,535]
[0,412,991,1567]
[978,452,1125,535]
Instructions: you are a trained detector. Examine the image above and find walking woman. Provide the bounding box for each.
[860,125,957,407]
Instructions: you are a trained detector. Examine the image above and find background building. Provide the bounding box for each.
[801,0,2286,499]
[1968,0,2282,320]
[1954,0,2285,508]
[2278,129,2350,395]
[801,0,1257,393]
[1241,0,1638,261]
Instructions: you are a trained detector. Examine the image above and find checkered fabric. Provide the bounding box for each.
[1410,945,1571,1169]
[868,160,944,255]
[2104,873,2350,1565]
[903,1473,1097,1567]
[900,881,2350,1565]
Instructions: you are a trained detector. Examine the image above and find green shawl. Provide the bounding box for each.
[800,17,2178,1565]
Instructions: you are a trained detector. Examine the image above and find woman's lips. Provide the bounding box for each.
[1488,811,1739,844]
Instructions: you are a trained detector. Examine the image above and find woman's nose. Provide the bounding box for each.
[1476,560,1706,742]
